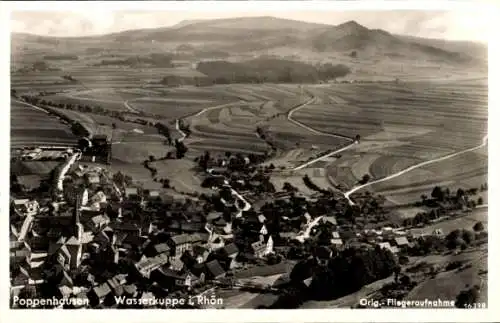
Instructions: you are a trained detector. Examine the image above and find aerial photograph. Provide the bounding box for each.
[9,8,488,309]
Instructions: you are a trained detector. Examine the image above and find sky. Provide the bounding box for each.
[10,8,490,42]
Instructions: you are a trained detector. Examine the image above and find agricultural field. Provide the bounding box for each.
[11,101,77,148]
[150,159,212,195]
[304,81,488,202]
[43,93,129,112]
[365,149,488,205]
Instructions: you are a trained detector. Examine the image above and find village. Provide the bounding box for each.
[9,141,488,309]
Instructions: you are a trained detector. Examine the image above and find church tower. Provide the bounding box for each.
[73,191,84,242]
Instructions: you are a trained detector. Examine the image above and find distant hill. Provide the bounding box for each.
[11,16,487,68]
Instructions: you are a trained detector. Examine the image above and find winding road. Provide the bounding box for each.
[344,134,488,205]
[284,95,488,206]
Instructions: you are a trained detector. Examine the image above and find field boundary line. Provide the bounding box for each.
[287,97,355,141]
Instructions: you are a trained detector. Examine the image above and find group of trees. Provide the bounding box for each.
[196,58,351,84]
[302,175,331,195]
[419,185,484,207]
[274,245,398,307]
[95,53,175,68]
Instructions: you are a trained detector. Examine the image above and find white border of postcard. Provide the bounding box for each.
[1,1,498,322]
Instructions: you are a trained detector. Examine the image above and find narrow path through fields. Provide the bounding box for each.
[287,97,355,141]
[344,135,488,204]
[123,100,140,113]
[176,101,253,215]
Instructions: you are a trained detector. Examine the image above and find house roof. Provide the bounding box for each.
[170,233,207,246]
[169,257,184,270]
[205,260,225,278]
[378,242,392,250]
[136,252,170,273]
[91,215,110,226]
[156,267,185,280]
[251,240,265,252]
[149,190,160,197]
[394,237,409,246]
[124,187,138,196]
[332,232,341,239]
[192,244,209,256]
[92,283,111,298]
[331,239,343,245]
[222,243,239,256]
[123,284,137,295]
[323,216,337,225]
[154,243,170,254]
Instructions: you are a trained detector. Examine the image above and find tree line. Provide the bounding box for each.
[196,58,351,84]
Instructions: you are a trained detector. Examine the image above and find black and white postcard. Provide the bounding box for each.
[2,1,497,322]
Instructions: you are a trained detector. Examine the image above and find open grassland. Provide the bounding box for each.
[11,160,61,176]
[151,159,212,195]
[11,101,77,148]
[112,136,171,164]
[406,238,488,305]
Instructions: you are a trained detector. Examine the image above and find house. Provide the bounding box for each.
[279,232,296,241]
[147,190,160,201]
[192,245,210,264]
[89,191,107,207]
[150,267,201,291]
[323,216,337,226]
[85,173,100,186]
[180,250,197,269]
[393,237,409,247]
[251,235,273,258]
[124,187,140,200]
[378,242,399,254]
[221,243,239,259]
[167,233,208,257]
[13,199,40,217]
[135,252,170,278]
[154,243,171,255]
[204,260,226,280]
[87,283,112,306]
[107,276,125,297]
[90,215,110,232]
[168,257,185,271]
[331,239,343,248]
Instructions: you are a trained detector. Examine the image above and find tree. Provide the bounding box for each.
[175,139,188,159]
[113,171,125,185]
[462,230,475,245]
[359,174,370,185]
[455,285,480,308]
[431,186,444,201]
[477,197,483,205]
[394,265,402,282]
[473,221,484,232]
